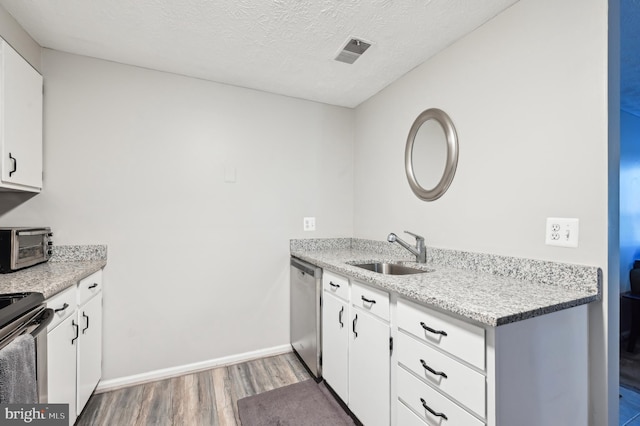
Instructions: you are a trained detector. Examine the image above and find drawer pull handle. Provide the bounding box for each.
[8,153,17,177]
[420,322,448,336]
[329,281,340,289]
[339,306,344,328]
[88,283,99,289]
[420,359,448,378]
[420,398,448,420]
[361,295,376,304]
[352,314,358,338]
[71,320,79,345]
[82,312,90,334]
[54,303,69,313]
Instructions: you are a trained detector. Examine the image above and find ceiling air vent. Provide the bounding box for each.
[335,38,371,64]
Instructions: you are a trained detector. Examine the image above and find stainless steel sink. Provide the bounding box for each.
[352,262,431,275]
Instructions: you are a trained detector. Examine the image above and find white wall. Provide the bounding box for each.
[353,0,612,423]
[620,109,640,292]
[0,5,40,71]
[0,0,618,422]
[0,49,354,380]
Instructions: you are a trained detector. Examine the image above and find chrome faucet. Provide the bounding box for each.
[387,231,427,263]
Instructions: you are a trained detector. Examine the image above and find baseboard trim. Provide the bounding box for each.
[95,344,292,393]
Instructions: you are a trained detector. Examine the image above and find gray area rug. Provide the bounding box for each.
[238,379,356,426]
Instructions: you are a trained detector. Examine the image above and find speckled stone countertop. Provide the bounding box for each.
[0,245,107,299]
[291,238,601,327]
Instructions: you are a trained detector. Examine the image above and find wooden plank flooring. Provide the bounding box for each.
[76,352,311,426]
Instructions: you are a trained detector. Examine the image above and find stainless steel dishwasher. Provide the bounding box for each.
[290,257,322,380]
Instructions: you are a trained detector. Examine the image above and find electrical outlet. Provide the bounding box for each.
[545,218,579,247]
[303,217,316,231]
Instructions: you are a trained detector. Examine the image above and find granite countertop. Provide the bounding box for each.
[0,245,108,299]
[0,260,107,299]
[291,239,601,327]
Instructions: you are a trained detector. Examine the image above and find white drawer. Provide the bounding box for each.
[398,367,484,426]
[398,299,485,370]
[78,269,102,305]
[323,271,349,301]
[398,332,486,417]
[46,286,77,332]
[351,280,389,321]
[397,401,429,426]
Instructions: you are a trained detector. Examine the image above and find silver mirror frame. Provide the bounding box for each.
[405,108,459,201]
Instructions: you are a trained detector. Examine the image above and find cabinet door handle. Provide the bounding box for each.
[420,322,448,336]
[361,295,376,304]
[420,359,448,379]
[352,314,358,338]
[54,303,69,313]
[338,306,344,328]
[8,153,16,177]
[88,283,98,289]
[71,320,79,344]
[329,282,340,289]
[82,312,89,334]
[420,398,448,420]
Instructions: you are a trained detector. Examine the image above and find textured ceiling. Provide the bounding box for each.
[0,0,521,108]
[622,0,640,117]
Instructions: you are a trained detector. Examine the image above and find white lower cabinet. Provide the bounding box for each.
[398,367,483,426]
[321,271,390,426]
[322,291,349,403]
[396,298,588,426]
[77,292,103,413]
[349,307,390,426]
[320,268,588,426]
[47,310,78,425]
[46,269,103,425]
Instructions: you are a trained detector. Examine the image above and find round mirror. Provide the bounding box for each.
[405,108,459,201]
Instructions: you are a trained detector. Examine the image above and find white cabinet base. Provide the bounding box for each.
[46,269,103,425]
[487,304,588,426]
[47,315,78,426]
[322,292,349,403]
[349,308,390,426]
[77,292,103,413]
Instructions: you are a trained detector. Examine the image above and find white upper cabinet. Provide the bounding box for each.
[0,38,43,192]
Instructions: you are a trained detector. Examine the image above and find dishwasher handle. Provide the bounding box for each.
[290,257,320,277]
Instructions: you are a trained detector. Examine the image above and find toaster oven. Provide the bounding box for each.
[0,227,52,273]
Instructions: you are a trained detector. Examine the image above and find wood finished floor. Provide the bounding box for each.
[76,352,311,426]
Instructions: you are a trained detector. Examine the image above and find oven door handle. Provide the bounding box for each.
[29,308,54,338]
